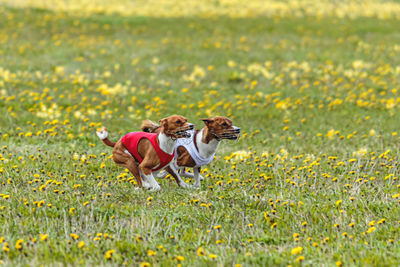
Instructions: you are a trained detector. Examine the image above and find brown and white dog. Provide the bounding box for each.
[142,116,240,188]
[96,115,193,191]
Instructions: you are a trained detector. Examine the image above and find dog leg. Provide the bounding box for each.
[139,169,151,189]
[199,173,205,181]
[178,168,204,181]
[193,167,201,188]
[124,159,143,188]
[140,165,161,191]
[112,141,143,188]
[115,159,143,188]
[154,169,168,178]
[145,173,161,191]
[180,170,195,178]
[165,164,190,188]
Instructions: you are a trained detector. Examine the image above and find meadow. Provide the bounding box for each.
[0,0,399,266]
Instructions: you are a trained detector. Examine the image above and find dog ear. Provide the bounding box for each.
[159,118,168,129]
[201,118,214,126]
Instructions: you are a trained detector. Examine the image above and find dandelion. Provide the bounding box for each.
[105,249,115,260]
[208,254,218,259]
[40,234,48,241]
[147,250,157,256]
[15,239,23,250]
[69,207,75,215]
[136,235,143,242]
[377,219,386,224]
[197,247,206,256]
[70,234,79,240]
[78,241,85,248]
[291,246,303,255]
[3,242,9,253]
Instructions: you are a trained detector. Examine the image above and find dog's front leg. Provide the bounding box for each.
[139,165,161,191]
[139,169,151,189]
[153,169,168,179]
[179,169,194,178]
[179,168,204,181]
[166,164,190,188]
[193,167,201,188]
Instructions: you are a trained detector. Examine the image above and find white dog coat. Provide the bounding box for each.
[174,130,215,167]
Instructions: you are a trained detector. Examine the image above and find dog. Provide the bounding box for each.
[142,116,240,188]
[96,115,193,191]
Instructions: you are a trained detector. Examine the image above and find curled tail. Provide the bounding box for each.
[96,127,116,147]
[141,119,160,132]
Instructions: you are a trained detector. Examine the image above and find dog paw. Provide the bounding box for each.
[142,182,151,190]
[179,182,191,189]
[149,185,161,191]
[191,184,201,189]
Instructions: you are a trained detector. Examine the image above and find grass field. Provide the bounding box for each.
[0,1,399,266]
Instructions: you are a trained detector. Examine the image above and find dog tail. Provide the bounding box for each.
[96,127,116,147]
[141,119,160,132]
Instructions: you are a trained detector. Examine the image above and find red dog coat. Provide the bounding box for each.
[121,132,175,171]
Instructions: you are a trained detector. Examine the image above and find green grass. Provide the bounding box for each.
[0,5,399,267]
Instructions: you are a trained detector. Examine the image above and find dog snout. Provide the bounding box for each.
[233,126,241,134]
[187,123,194,130]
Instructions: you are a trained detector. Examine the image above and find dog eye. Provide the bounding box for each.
[222,122,228,127]
[176,120,181,124]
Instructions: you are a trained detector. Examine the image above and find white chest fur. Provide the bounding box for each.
[196,129,220,159]
[158,133,175,154]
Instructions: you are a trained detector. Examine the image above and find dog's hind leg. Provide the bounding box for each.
[124,159,143,188]
[112,140,143,188]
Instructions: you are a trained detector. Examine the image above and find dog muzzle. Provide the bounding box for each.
[175,123,194,138]
[222,126,241,140]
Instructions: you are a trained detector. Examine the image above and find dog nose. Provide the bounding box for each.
[233,126,241,133]
[187,123,194,130]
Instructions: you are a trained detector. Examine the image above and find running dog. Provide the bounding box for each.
[142,116,240,188]
[96,115,193,191]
